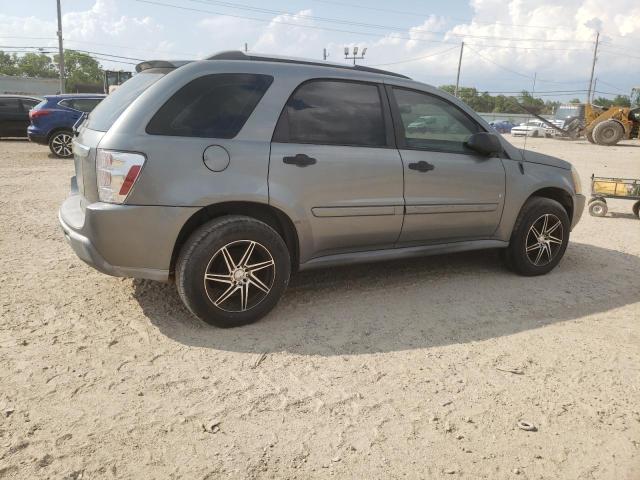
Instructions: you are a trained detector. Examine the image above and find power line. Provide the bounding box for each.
[367,46,458,66]
[134,0,594,52]
[190,0,596,44]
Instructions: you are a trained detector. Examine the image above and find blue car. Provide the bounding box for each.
[28,94,105,157]
[489,120,517,134]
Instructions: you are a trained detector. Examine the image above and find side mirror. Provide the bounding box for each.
[465,132,502,156]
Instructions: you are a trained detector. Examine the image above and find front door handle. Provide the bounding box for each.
[283,154,317,167]
[408,161,435,172]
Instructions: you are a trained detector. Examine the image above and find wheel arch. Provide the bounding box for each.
[169,201,300,276]
[46,126,73,143]
[527,186,574,223]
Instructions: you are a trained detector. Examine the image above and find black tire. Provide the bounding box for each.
[532,130,539,138]
[48,130,73,158]
[503,197,570,276]
[586,131,595,143]
[176,215,291,328]
[592,120,624,146]
[588,200,608,217]
[632,200,640,219]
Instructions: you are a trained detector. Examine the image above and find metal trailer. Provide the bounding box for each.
[588,175,640,218]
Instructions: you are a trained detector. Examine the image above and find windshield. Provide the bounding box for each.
[555,105,582,119]
[86,71,165,132]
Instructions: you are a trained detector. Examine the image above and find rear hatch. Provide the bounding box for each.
[73,62,188,204]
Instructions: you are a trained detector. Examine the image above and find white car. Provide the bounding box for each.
[511,120,548,138]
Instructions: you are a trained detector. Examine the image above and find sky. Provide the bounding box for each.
[1,0,638,101]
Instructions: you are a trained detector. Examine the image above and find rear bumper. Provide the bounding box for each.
[59,191,199,281]
[27,131,47,144]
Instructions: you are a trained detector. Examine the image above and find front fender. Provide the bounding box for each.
[496,159,576,241]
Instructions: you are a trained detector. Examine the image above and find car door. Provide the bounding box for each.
[269,79,404,259]
[387,86,506,244]
[0,98,23,137]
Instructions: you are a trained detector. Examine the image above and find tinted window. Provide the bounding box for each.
[63,98,102,112]
[147,74,273,138]
[0,98,20,113]
[393,88,480,153]
[87,71,165,132]
[20,99,40,111]
[275,80,386,147]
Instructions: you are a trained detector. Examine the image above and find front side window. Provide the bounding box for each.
[147,74,273,138]
[392,88,480,153]
[0,98,19,113]
[274,80,386,147]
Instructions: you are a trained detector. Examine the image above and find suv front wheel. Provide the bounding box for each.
[502,197,570,276]
[176,215,291,327]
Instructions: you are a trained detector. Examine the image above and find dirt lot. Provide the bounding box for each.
[0,137,639,479]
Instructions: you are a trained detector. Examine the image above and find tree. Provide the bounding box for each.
[54,50,103,92]
[568,98,581,104]
[16,53,57,78]
[0,51,20,76]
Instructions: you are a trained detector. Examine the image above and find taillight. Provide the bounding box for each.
[29,109,52,119]
[96,149,145,203]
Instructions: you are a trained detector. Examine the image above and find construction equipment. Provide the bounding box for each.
[584,103,640,145]
[103,70,133,94]
[588,175,640,218]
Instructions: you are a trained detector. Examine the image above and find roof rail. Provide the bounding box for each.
[206,50,410,79]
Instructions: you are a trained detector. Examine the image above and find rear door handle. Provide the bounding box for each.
[283,154,317,167]
[408,161,435,172]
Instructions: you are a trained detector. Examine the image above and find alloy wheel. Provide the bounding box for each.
[203,240,275,312]
[52,133,72,157]
[524,213,564,266]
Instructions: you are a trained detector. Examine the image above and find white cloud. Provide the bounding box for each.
[1,0,638,96]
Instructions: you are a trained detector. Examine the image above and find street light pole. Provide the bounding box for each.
[344,46,367,65]
[56,0,65,94]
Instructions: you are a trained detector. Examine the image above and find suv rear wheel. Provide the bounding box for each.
[176,215,291,327]
[49,130,73,158]
[503,197,570,276]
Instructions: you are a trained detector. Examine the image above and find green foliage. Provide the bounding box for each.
[0,51,20,76]
[438,84,559,114]
[54,50,103,92]
[17,53,57,78]
[0,50,103,91]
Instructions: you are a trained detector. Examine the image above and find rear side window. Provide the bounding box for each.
[60,98,102,112]
[20,99,40,111]
[274,80,386,147]
[87,72,165,132]
[147,74,273,138]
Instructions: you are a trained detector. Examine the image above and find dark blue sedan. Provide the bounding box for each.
[28,94,105,157]
[490,120,517,134]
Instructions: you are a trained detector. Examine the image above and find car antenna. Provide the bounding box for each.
[521,72,537,155]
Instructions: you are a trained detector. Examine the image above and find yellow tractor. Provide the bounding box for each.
[584,101,640,146]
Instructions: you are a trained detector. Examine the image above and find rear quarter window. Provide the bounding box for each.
[146,74,273,138]
[87,72,165,132]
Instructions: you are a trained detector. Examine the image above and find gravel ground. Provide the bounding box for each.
[0,137,639,479]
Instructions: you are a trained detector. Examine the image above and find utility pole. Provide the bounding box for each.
[244,43,248,53]
[587,32,599,104]
[454,41,464,97]
[56,0,65,94]
[323,48,328,61]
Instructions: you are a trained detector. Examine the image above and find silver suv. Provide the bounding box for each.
[60,51,585,327]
